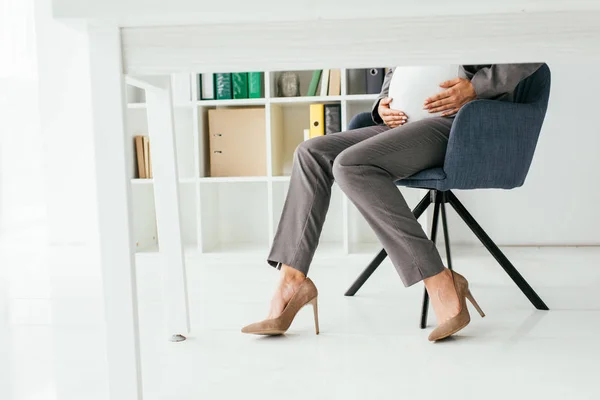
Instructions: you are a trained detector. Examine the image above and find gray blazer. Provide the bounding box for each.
[371,63,543,124]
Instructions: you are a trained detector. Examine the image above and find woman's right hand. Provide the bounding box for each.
[378,97,408,128]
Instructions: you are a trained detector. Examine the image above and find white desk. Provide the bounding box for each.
[53,2,600,398]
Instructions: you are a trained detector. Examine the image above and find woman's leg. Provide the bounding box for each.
[266,124,388,317]
[332,117,461,322]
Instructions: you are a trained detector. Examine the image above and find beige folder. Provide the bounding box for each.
[208,108,266,177]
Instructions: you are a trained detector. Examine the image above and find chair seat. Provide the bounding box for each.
[396,167,448,190]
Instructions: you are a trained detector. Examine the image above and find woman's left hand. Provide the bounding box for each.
[423,78,477,117]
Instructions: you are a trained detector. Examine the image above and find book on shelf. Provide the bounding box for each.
[347,68,367,95]
[135,136,146,179]
[200,72,262,100]
[324,104,341,134]
[320,69,330,97]
[328,69,341,96]
[147,140,153,178]
[200,73,215,100]
[143,136,150,179]
[309,104,325,138]
[170,73,191,103]
[232,72,249,99]
[134,135,153,179]
[307,70,322,96]
[215,73,233,100]
[248,72,262,98]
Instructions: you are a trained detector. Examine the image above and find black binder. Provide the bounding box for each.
[366,68,385,94]
[324,104,342,134]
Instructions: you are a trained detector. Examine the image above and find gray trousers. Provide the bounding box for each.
[267,117,453,287]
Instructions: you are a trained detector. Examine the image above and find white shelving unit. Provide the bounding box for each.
[126,69,422,255]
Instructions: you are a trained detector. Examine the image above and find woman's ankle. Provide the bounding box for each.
[280,264,306,284]
[423,268,451,292]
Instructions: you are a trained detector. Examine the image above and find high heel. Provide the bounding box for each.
[309,297,320,335]
[428,271,485,342]
[465,289,486,318]
[242,278,319,336]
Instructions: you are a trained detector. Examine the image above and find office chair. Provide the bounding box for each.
[345,64,551,328]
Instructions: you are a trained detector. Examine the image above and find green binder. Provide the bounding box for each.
[232,73,249,99]
[307,70,322,96]
[215,73,232,100]
[248,72,262,98]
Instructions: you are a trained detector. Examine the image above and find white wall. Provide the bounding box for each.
[0,0,44,234]
[0,79,45,233]
[34,0,99,245]
[446,61,600,245]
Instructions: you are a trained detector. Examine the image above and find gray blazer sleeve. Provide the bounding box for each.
[466,63,543,99]
[371,68,395,124]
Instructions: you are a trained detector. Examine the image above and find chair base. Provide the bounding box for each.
[344,189,549,329]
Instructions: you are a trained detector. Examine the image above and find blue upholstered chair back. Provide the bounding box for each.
[348,64,551,191]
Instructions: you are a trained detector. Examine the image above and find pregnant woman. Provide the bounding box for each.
[242,64,542,341]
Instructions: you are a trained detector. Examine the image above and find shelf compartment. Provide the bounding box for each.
[131,182,199,253]
[270,70,316,98]
[125,107,149,179]
[346,101,375,130]
[197,105,268,179]
[126,84,145,104]
[195,72,266,102]
[131,183,158,251]
[270,101,341,176]
[199,181,269,252]
[345,68,387,96]
[125,107,197,180]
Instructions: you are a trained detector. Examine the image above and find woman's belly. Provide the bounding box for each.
[389,65,459,122]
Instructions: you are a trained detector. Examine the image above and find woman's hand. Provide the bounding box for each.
[423,78,477,116]
[378,97,408,128]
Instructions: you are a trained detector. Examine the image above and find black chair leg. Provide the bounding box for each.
[440,193,453,271]
[344,190,433,296]
[420,191,442,329]
[446,191,549,310]
[344,249,387,296]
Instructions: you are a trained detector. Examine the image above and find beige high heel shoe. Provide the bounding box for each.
[428,271,485,342]
[242,278,319,335]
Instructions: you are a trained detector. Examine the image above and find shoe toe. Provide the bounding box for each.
[428,328,442,342]
[241,318,281,335]
[241,322,260,334]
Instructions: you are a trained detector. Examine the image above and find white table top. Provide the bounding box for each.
[53,0,600,28]
[53,0,600,75]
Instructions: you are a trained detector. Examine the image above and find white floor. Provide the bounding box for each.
[3,229,600,400]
